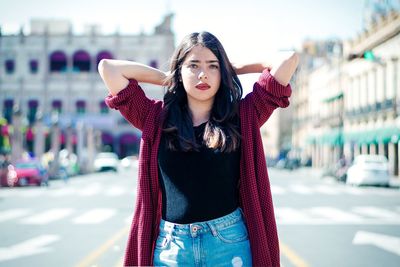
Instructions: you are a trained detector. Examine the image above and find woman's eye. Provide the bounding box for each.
[189,64,198,69]
[210,64,219,69]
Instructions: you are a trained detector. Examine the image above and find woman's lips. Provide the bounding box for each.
[195,83,211,90]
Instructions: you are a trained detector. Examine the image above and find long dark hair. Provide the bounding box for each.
[162,31,242,152]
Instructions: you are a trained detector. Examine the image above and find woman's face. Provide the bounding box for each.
[180,45,221,107]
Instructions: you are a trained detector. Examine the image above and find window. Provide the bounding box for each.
[29,60,39,74]
[52,100,62,113]
[76,100,86,114]
[100,101,108,114]
[73,50,91,72]
[27,100,39,124]
[96,51,113,66]
[50,51,67,72]
[150,60,158,69]
[5,60,15,74]
[3,99,14,123]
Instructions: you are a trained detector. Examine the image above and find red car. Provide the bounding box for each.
[6,160,48,187]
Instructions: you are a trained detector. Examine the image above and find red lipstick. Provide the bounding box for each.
[195,83,211,90]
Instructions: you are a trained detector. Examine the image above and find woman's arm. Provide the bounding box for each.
[269,52,299,86]
[233,51,299,86]
[232,62,272,75]
[98,59,168,96]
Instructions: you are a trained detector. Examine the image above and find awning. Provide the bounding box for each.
[323,92,343,103]
[320,128,343,146]
[344,127,400,145]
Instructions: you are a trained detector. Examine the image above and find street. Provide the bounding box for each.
[0,166,399,267]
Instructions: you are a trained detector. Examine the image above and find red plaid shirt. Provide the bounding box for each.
[105,69,291,267]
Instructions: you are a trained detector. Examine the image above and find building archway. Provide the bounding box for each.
[73,50,91,72]
[119,133,140,157]
[96,50,113,66]
[49,51,67,72]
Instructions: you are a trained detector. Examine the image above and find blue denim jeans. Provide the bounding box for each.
[153,207,252,267]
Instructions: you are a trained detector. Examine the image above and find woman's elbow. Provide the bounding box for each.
[98,59,111,78]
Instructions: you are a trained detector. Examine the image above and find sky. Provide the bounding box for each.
[0,0,368,59]
[0,0,373,93]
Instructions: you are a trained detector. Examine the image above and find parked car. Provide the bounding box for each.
[94,152,119,172]
[346,155,390,186]
[120,155,138,169]
[6,160,49,187]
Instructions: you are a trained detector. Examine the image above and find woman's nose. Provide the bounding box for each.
[198,70,208,80]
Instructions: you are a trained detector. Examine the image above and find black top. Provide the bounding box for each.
[157,122,241,224]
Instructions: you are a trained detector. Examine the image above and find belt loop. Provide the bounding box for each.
[206,222,218,237]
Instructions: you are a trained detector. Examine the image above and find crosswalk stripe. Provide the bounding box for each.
[308,207,364,222]
[275,207,313,222]
[352,206,400,219]
[76,183,102,196]
[0,209,31,222]
[72,209,115,224]
[313,185,340,195]
[48,187,77,197]
[271,185,286,195]
[342,187,364,195]
[20,208,74,224]
[289,185,313,195]
[104,186,126,196]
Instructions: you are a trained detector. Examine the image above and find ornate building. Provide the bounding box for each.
[292,9,400,177]
[0,14,175,162]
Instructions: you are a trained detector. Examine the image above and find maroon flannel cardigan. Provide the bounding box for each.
[105,69,291,267]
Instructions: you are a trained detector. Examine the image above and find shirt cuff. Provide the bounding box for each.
[104,79,139,110]
[258,69,292,97]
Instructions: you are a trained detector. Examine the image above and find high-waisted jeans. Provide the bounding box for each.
[153,207,252,267]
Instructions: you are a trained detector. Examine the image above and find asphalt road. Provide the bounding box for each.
[0,166,399,267]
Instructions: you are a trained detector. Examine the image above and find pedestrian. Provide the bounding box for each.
[99,31,299,267]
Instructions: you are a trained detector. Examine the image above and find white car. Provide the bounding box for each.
[120,155,138,169]
[346,154,390,186]
[93,152,119,172]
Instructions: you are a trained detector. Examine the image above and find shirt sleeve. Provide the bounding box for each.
[243,69,292,127]
[104,79,157,131]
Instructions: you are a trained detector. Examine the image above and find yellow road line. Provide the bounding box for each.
[280,241,309,267]
[74,225,130,267]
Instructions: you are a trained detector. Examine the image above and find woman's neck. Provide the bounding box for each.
[188,100,212,126]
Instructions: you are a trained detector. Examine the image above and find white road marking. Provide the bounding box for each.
[289,185,313,195]
[104,186,126,196]
[0,209,31,222]
[352,206,400,220]
[48,187,76,197]
[72,208,115,224]
[0,235,60,262]
[353,231,400,256]
[271,185,286,195]
[313,185,340,195]
[275,207,313,223]
[308,207,364,222]
[20,209,74,225]
[76,183,102,196]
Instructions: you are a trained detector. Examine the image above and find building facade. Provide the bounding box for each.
[292,10,400,177]
[0,14,175,162]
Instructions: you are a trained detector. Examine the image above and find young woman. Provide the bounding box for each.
[99,31,299,267]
